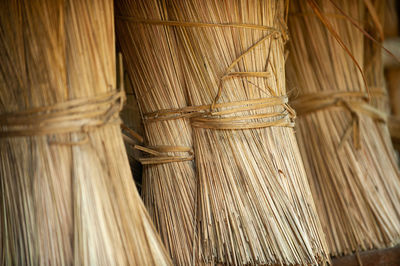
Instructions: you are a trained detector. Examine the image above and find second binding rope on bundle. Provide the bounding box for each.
[291,91,387,149]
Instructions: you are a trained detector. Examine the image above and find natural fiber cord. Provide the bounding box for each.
[0,90,125,138]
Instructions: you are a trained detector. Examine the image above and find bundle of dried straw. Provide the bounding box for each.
[162,0,328,264]
[0,0,171,265]
[116,1,197,265]
[287,0,400,257]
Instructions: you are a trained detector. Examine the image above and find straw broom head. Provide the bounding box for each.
[0,0,171,264]
[116,0,197,265]
[287,0,400,256]
[162,0,329,264]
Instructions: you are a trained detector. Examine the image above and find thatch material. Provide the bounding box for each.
[287,0,400,257]
[116,1,197,265]
[0,0,171,265]
[161,0,329,265]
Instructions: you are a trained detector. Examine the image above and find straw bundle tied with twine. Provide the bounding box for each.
[0,0,171,265]
[287,0,400,257]
[116,1,197,265]
[118,0,330,265]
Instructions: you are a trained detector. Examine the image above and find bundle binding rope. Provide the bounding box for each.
[0,55,126,144]
[292,91,387,149]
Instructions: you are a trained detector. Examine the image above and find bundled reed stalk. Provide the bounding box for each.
[116,1,197,265]
[0,0,171,265]
[287,0,400,257]
[151,1,329,265]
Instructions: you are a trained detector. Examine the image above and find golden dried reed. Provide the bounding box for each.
[165,0,329,264]
[116,1,197,265]
[287,0,400,257]
[0,0,171,265]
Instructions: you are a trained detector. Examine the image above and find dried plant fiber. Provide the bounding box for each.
[287,0,400,257]
[0,0,171,265]
[116,1,197,265]
[153,0,329,265]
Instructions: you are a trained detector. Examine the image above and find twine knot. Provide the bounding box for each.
[134,145,194,165]
[0,89,125,144]
[292,91,387,149]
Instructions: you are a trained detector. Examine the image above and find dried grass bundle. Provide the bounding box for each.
[287,0,400,257]
[162,0,329,264]
[0,0,170,265]
[115,1,197,265]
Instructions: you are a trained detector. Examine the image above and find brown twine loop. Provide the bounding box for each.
[0,89,126,144]
[191,97,295,130]
[143,96,295,130]
[134,144,194,165]
[291,91,387,149]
